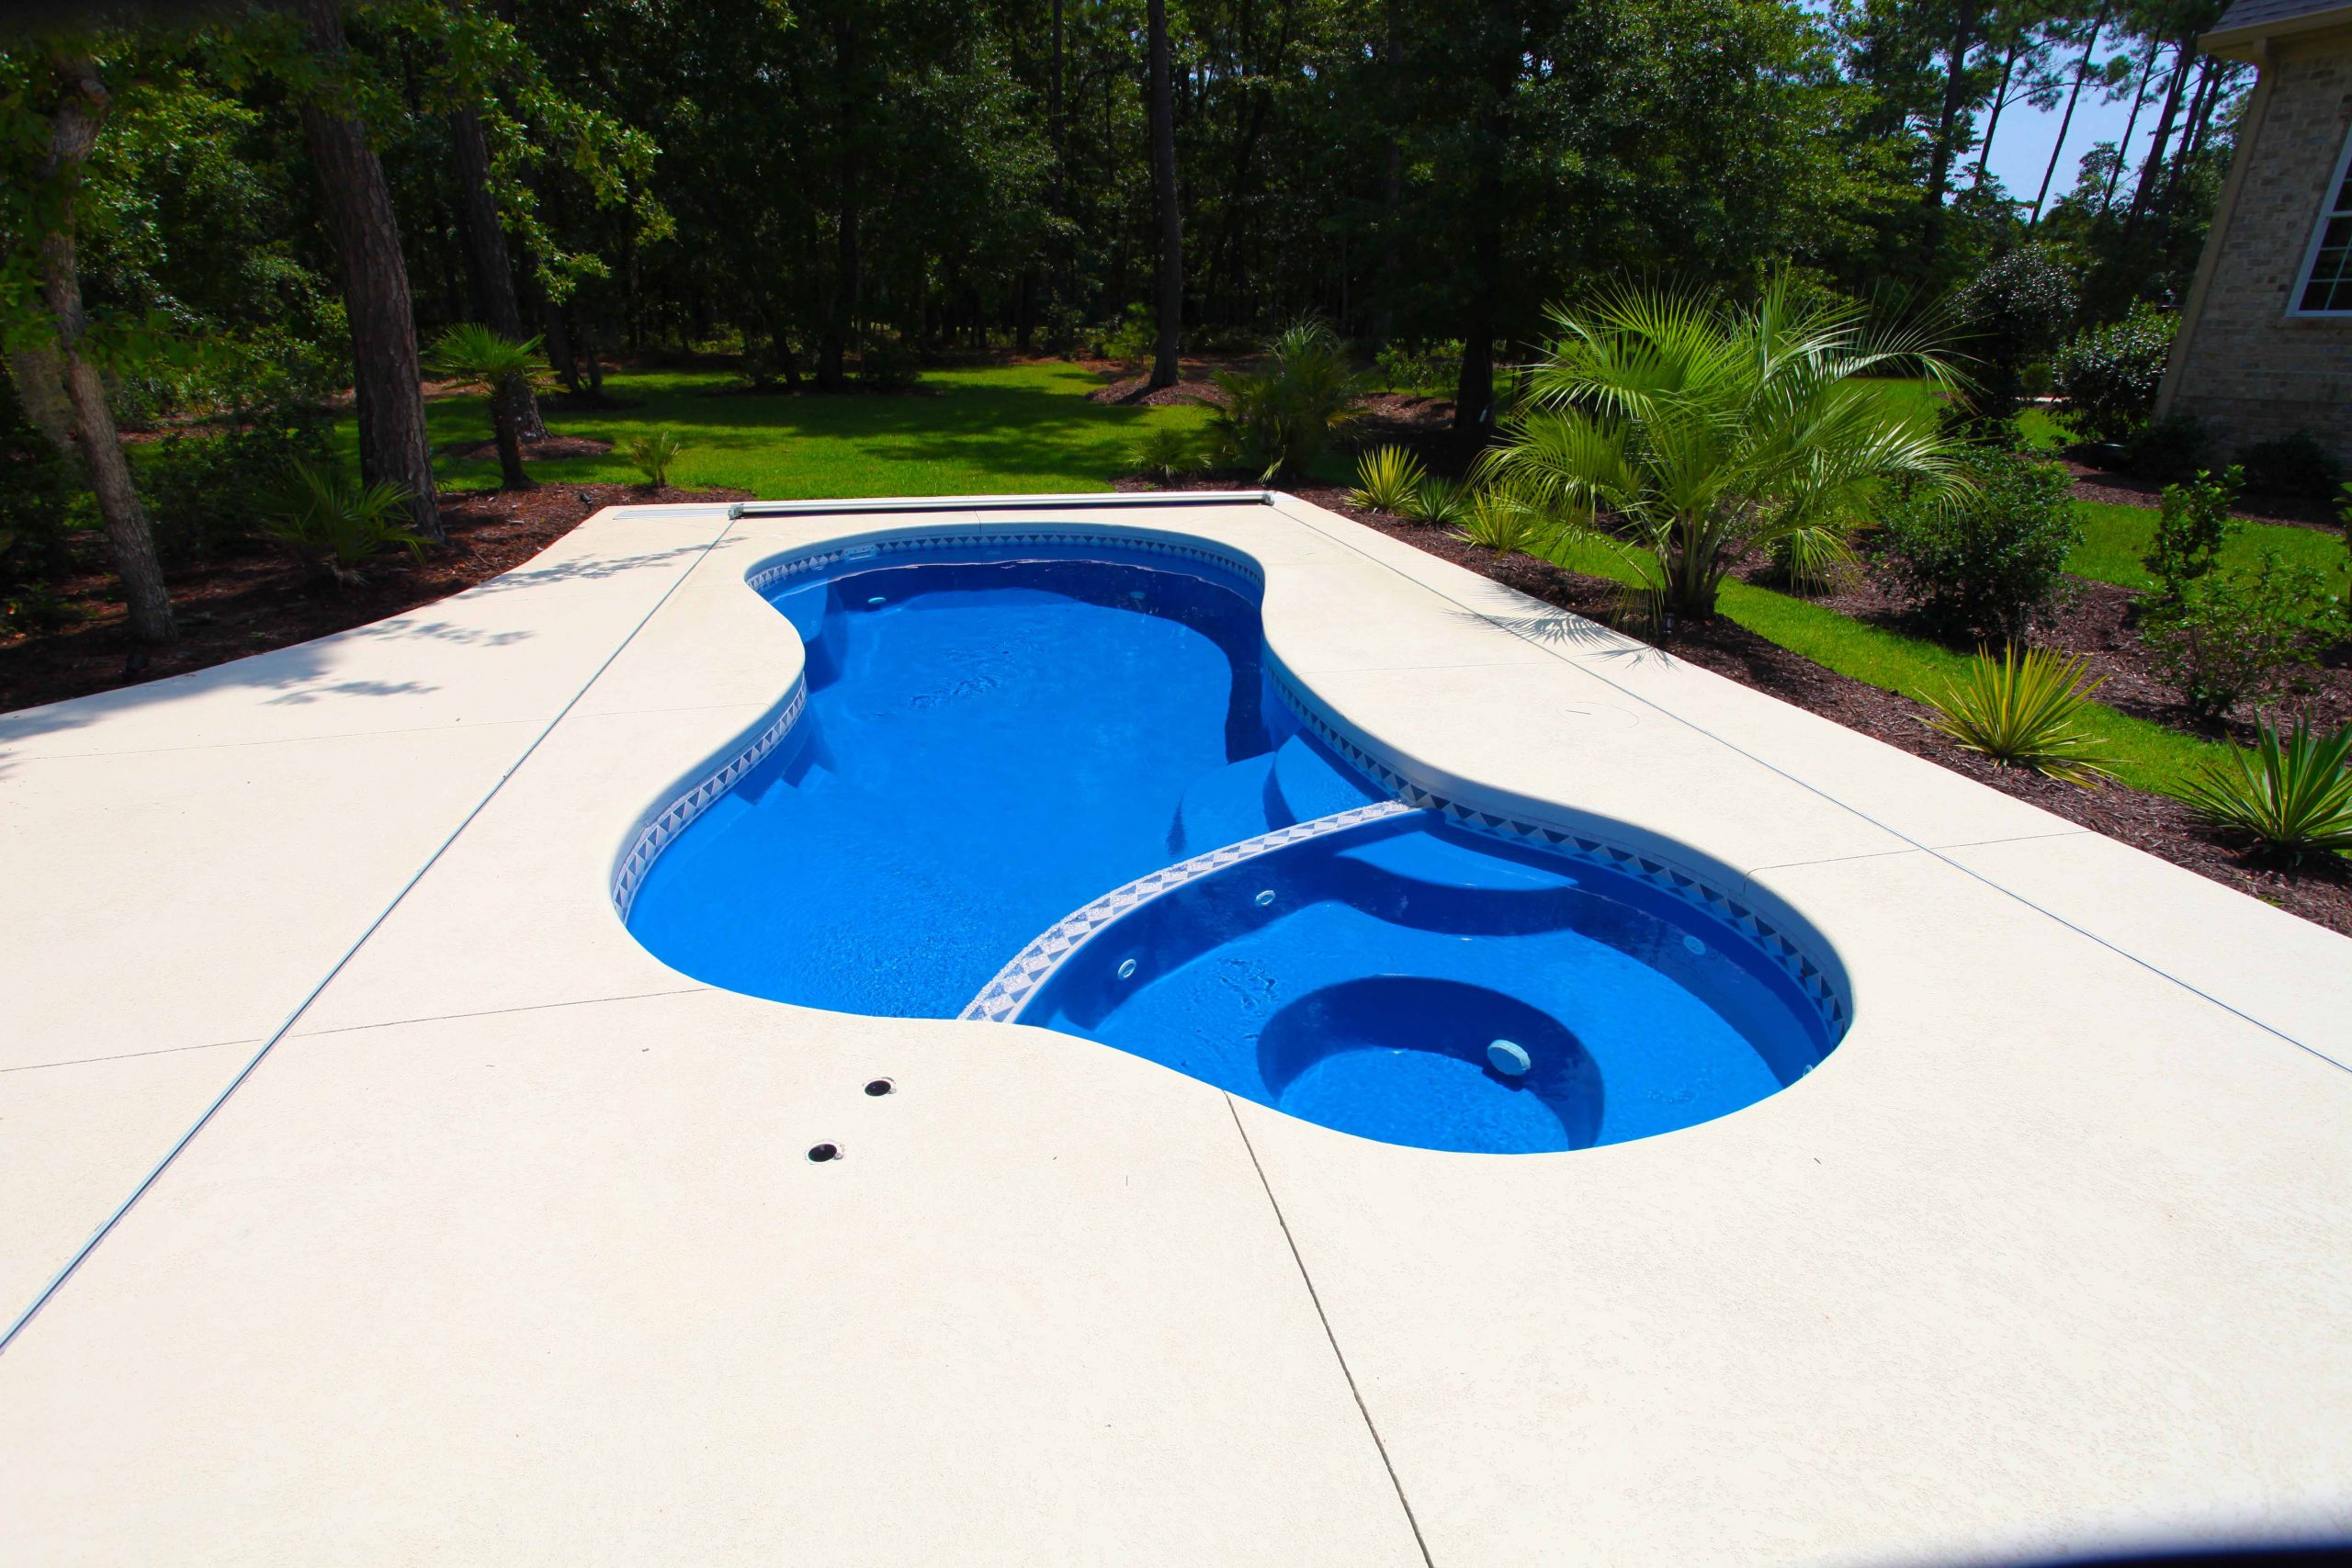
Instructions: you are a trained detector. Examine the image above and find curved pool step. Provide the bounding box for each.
[1170,753,1283,858]
[1269,733,1388,824]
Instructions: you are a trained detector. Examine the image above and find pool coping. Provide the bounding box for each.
[3,491,2347,1568]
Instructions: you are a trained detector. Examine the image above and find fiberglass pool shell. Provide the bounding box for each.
[621,534,1849,1156]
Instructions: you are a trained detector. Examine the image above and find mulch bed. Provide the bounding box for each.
[0,481,747,716]
[1119,473,2352,935]
[446,434,615,462]
[2062,456,2344,532]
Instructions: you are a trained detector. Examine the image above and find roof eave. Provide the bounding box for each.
[2203,2,2352,59]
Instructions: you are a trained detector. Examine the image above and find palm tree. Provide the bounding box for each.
[426,323,547,491]
[1479,279,1966,622]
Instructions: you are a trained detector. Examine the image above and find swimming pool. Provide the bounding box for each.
[623,533,1846,1153]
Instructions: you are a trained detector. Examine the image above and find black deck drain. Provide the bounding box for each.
[807,1142,842,1163]
[864,1077,895,1097]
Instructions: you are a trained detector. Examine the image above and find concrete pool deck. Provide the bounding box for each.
[2,492,2346,1564]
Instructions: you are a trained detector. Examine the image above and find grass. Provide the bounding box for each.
[1540,531,2231,795]
[360,361,1216,499]
[2066,497,2348,593]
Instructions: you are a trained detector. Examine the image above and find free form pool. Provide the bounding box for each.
[624,535,1845,1153]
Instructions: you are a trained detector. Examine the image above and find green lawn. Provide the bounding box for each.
[378,362,1216,500]
[1541,532,2232,795]
[2067,496,2348,593]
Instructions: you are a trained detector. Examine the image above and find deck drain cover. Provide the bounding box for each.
[807,1142,842,1163]
[864,1078,894,1097]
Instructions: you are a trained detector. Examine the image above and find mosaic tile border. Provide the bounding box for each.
[1261,667,1850,1037]
[960,801,1414,1023]
[611,677,807,919]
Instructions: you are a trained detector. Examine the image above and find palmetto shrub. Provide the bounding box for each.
[627,429,688,488]
[1350,446,1428,514]
[426,322,547,491]
[2177,719,2352,860]
[1130,424,1198,484]
[1481,276,1963,619]
[1210,320,1367,480]
[260,458,425,589]
[1923,644,2118,785]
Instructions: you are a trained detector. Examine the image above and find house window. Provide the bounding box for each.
[2294,127,2352,314]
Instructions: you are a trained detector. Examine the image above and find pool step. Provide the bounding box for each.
[1268,734,1389,824]
[1170,753,1282,858]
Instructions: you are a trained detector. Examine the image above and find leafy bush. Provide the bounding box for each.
[1373,340,1461,396]
[1404,475,1471,527]
[627,429,688,488]
[259,459,425,589]
[2051,306,2176,445]
[0,363,80,600]
[859,333,922,390]
[1923,644,2118,785]
[2144,466,2242,598]
[1209,320,1367,480]
[2141,550,2330,720]
[3,581,81,636]
[1881,446,2080,639]
[2120,413,2214,482]
[1129,424,1198,483]
[2234,429,2344,501]
[1456,487,1547,555]
[2177,718,2352,860]
[1349,446,1427,513]
[1952,245,2079,427]
[1098,304,1156,367]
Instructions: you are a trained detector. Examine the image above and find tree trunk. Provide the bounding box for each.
[2101,40,2162,213]
[449,99,547,439]
[2030,10,2105,227]
[34,57,175,643]
[819,18,861,390]
[1971,39,2021,186]
[491,376,533,489]
[1920,0,1984,270]
[1147,0,1182,389]
[542,298,581,394]
[294,0,441,541]
[2120,39,2196,243]
[1453,6,1515,434]
[2154,56,2222,227]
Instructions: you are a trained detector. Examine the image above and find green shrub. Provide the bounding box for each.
[1881,446,2080,639]
[1349,446,1427,513]
[0,363,80,598]
[1404,475,1471,527]
[1209,320,1366,480]
[2234,429,2344,501]
[859,333,922,390]
[3,581,80,636]
[2051,306,2176,445]
[2144,466,2242,598]
[2120,413,2215,482]
[1923,644,2118,785]
[259,458,425,589]
[2141,550,2330,720]
[1373,339,1461,396]
[1129,424,1198,483]
[2177,718,2352,860]
[1456,487,1547,555]
[1100,304,1156,367]
[627,429,688,488]
[1951,245,2078,427]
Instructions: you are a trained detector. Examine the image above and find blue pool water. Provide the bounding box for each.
[626,537,1842,1153]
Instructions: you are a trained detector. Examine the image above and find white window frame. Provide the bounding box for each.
[2288,122,2352,316]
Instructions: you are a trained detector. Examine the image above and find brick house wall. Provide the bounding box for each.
[2159,29,2352,460]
